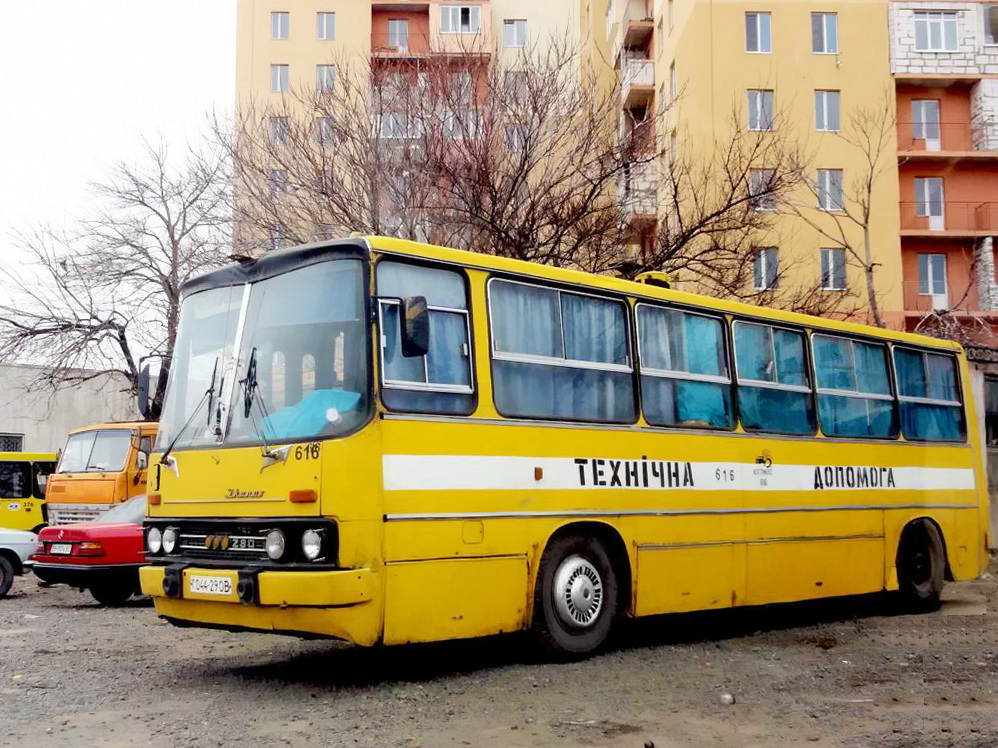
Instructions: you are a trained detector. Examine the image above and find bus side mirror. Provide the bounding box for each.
[137,364,151,419]
[401,296,430,358]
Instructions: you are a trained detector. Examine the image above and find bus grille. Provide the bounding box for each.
[176,527,270,562]
[47,504,109,525]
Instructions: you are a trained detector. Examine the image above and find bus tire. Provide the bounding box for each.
[896,521,945,612]
[0,556,13,599]
[90,584,133,606]
[532,535,618,658]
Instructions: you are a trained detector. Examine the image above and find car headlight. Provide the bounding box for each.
[162,527,178,554]
[147,527,162,554]
[265,529,285,561]
[302,529,323,561]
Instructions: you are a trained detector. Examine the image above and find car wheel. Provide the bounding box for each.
[532,535,618,658]
[90,583,133,606]
[897,521,945,612]
[0,556,14,599]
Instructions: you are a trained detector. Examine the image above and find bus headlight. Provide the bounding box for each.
[162,527,178,554]
[147,527,162,555]
[302,529,323,561]
[265,529,286,561]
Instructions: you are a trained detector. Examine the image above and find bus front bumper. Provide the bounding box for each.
[139,564,375,607]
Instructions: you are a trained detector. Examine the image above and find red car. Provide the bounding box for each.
[32,495,146,605]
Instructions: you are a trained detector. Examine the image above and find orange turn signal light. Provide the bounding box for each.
[289,489,317,503]
[148,493,162,505]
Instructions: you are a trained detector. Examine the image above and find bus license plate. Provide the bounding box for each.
[50,543,73,555]
[188,575,233,596]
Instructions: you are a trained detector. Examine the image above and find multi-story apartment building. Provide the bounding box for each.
[890,1,998,335]
[608,0,906,318]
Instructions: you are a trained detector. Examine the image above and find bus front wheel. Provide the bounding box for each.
[896,521,945,612]
[533,535,618,657]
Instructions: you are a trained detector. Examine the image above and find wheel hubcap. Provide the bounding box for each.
[553,555,604,628]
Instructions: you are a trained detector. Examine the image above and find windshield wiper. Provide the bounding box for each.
[159,356,220,472]
[240,347,284,466]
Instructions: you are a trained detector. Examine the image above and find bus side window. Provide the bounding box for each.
[637,305,733,429]
[0,461,31,499]
[489,279,635,423]
[734,321,815,435]
[34,462,55,499]
[377,261,475,414]
[894,348,965,442]
[813,335,897,439]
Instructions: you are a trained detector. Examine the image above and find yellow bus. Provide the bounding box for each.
[0,452,57,532]
[140,237,988,656]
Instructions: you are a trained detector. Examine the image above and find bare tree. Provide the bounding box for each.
[785,88,896,327]
[0,140,232,418]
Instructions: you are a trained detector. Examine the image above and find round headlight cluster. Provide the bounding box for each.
[302,529,323,561]
[147,527,162,554]
[265,529,286,561]
[162,527,178,554]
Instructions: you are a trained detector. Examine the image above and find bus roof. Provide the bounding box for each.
[67,421,157,436]
[184,236,962,355]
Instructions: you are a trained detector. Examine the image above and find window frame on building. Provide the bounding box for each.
[440,5,481,34]
[913,11,958,52]
[316,64,336,93]
[820,247,847,291]
[817,168,844,211]
[745,12,772,53]
[985,5,998,45]
[270,64,289,94]
[814,90,841,132]
[747,89,775,131]
[271,11,290,40]
[749,168,777,211]
[317,12,336,41]
[268,116,290,146]
[811,12,839,54]
[752,247,778,290]
[503,19,528,47]
[387,19,410,49]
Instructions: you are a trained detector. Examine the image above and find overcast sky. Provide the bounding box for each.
[0,1,236,255]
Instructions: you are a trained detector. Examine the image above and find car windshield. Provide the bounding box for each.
[99,496,146,524]
[158,258,369,450]
[57,430,133,473]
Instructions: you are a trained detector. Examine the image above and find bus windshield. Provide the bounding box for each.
[58,430,133,473]
[157,258,368,450]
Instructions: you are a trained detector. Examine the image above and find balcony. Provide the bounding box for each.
[621,58,654,109]
[897,121,998,159]
[900,201,998,237]
[613,0,654,60]
[901,280,973,315]
[619,160,658,222]
[371,33,430,57]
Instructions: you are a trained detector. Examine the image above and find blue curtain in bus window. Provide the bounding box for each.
[427,311,470,386]
[813,336,853,390]
[491,282,561,357]
[773,328,806,385]
[735,323,772,381]
[814,338,895,438]
[735,323,814,434]
[855,342,891,395]
[818,395,895,438]
[895,349,963,441]
[739,387,814,434]
[562,293,628,365]
[494,361,634,422]
[685,315,725,376]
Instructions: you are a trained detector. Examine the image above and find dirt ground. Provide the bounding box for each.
[1,566,997,748]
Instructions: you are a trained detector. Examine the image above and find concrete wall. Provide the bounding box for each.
[890,1,998,76]
[0,365,138,453]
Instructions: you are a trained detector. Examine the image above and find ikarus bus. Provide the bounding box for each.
[140,237,989,656]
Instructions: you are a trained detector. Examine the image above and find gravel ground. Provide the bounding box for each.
[1,567,997,748]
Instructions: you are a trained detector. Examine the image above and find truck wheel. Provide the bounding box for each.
[532,535,618,658]
[0,557,14,599]
[90,583,133,606]
[896,521,945,612]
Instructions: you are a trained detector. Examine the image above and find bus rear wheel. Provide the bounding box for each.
[533,535,618,658]
[896,521,945,612]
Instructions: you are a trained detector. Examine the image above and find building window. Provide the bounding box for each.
[505,71,528,104]
[504,19,527,47]
[387,19,409,49]
[914,176,945,226]
[811,12,838,53]
[314,116,334,144]
[451,70,473,106]
[749,168,777,210]
[316,64,336,93]
[440,5,481,34]
[445,110,482,139]
[745,12,772,53]
[820,248,847,290]
[911,99,941,148]
[668,0,675,30]
[317,12,336,40]
[817,168,844,211]
[917,253,948,302]
[267,169,288,198]
[270,64,289,93]
[914,11,957,51]
[271,12,289,40]
[986,5,998,45]
[0,433,24,452]
[669,62,677,100]
[814,90,840,132]
[747,89,774,131]
[752,247,778,290]
[268,116,290,146]
[606,1,614,38]
[505,123,527,152]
